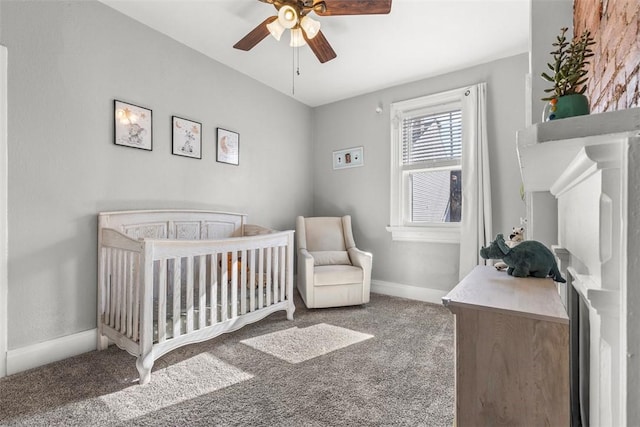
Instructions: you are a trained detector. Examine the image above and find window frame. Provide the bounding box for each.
[387,87,470,244]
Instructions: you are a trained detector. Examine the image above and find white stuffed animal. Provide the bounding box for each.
[494,226,525,271]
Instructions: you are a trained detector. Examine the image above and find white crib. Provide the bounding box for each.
[97,209,295,385]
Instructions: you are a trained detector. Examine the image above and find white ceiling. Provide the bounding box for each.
[100,0,530,107]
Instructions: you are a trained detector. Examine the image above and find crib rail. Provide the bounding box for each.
[148,232,293,345]
[98,229,294,356]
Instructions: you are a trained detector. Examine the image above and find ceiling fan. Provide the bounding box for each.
[233,0,392,64]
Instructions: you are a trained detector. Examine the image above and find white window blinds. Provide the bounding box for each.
[401,109,462,165]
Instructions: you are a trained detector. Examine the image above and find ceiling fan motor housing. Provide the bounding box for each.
[236,0,392,63]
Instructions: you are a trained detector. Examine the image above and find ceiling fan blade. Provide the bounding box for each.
[315,0,392,16]
[233,16,277,51]
[304,30,337,63]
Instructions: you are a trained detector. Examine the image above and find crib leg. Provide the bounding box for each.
[136,354,154,385]
[97,334,109,351]
[286,303,295,321]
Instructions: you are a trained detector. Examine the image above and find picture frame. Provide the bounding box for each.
[216,128,239,166]
[333,146,364,170]
[114,100,152,151]
[172,116,202,159]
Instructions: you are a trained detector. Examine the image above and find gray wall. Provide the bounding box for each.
[313,54,529,292]
[529,0,573,126]
[1,0,531,353]
[1,1,314,349]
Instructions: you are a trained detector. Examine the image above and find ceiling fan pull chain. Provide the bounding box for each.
[292,46,302,95]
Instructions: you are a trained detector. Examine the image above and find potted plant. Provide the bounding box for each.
[541,27,595,121]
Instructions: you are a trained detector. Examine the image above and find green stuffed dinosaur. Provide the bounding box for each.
[480,233,566,283]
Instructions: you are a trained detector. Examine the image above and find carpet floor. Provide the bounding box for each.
[0,292,455,426]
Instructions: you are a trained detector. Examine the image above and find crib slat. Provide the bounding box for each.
[209,253,217,325]
[273,246,279,304]
[126,252,135,338]
[258,248,264,309]
[104,248,111,324]
[265,248,272,306]
[115,249,123,331]
[231,251,238,318]
[173,257,181,338]
[110,249,117,327]
[139,242,154,383]
[240,249,247,315]
[120,250,128,332]
[280,246,286,302]
[120,252,129,334]
[186,256,194,334]
[249,249,256,312]
[221,252,228,321]
[158,259,167,343]
[132,253,140,342]
[198,255,206,329]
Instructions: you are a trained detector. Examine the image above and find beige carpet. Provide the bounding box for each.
[0,292,454,426]
[240,323,374,364]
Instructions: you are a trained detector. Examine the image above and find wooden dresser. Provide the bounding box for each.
[442,266,569,426]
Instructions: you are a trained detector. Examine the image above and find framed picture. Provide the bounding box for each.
[216,128,239,166]
[172,116,202,159]
[333,146,364,170]
[114,100,152,151]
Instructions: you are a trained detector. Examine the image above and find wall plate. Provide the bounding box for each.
[333,146,364,170]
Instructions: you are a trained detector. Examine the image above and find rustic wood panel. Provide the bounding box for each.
[444,266,568,324]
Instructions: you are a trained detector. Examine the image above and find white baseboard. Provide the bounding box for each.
[371,280,448,305]
[6,329,97,376]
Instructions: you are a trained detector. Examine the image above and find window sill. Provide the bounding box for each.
[386,225,461,244]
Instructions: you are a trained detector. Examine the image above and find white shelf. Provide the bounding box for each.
[516,107,640,192]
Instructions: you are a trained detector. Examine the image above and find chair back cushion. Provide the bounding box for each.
[310,250,351,266]
[303,217,352,266]
[305,217,347,251]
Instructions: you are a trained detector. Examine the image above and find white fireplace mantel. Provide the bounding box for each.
[516,108,640,427]
[517,107,640,192]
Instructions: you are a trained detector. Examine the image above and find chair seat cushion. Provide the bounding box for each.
[314,265,363,286]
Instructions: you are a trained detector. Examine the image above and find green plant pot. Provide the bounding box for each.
[544,94,590,121]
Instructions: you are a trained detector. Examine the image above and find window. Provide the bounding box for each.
[403,108,462,223]
[387,87,472,243]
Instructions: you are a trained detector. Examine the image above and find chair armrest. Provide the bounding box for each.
[348,247,372,271]
[298,249,314,280]
[298,248,314,266]
[348,247,372,303]
[297,248,315,306]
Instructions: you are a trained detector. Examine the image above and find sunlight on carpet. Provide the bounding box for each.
[99,353,253,421]
[240,323,374,363]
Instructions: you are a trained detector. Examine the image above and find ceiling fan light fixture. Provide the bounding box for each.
[300,15,320,39]
[266,18,285,41]
[277,5,298,29]
[289,28,307,47]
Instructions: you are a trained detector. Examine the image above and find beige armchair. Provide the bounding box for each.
[296,216,372,308]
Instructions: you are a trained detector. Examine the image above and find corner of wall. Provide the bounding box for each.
[1,45,8,378]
